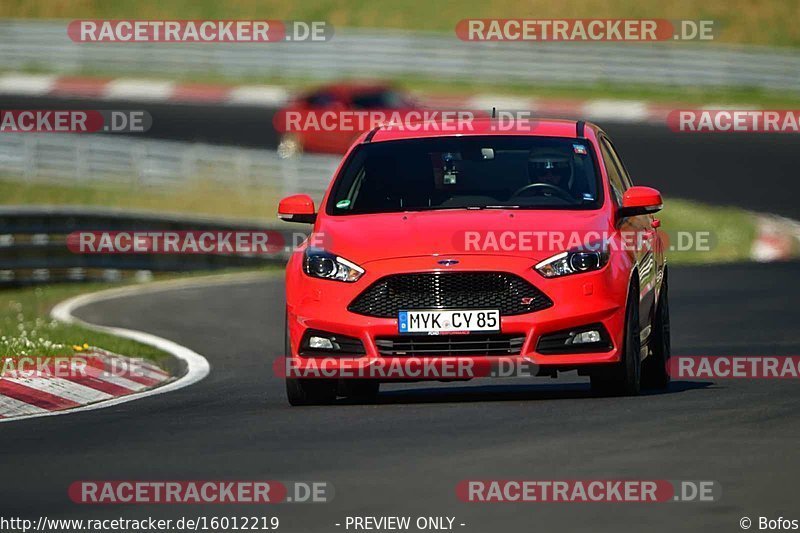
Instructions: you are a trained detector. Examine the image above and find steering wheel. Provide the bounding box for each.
[512,182,573,201]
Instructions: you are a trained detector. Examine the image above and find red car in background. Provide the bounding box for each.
[278,118,670,405]
[274,82,420,156]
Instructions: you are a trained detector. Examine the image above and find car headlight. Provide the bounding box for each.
[534,247,609,278]
[303,248,365,282]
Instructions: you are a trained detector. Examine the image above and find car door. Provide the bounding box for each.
[599,135,659,339]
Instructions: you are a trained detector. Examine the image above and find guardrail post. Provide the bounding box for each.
[75,136,86,182]
[22,135,35,180]
[131,141,146,187]
[280,155,299,198]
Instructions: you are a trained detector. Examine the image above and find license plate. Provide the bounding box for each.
[398,309,500,334]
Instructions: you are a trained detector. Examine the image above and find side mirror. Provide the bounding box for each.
[618,186,663,218]
[278,194,316,224]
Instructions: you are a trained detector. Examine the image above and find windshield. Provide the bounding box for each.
[327,136,602,215]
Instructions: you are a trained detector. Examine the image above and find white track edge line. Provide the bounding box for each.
[0,270,279,424]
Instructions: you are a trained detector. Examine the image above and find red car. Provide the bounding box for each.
[278,118,670,405]
[274,82,419,156]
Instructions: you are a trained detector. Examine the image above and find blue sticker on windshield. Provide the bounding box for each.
[573,144,587,155]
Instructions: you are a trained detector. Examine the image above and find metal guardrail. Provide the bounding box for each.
[0,133,341,200]
[0,132,336,287]
[1,21,799,91]
[0,206,309,286]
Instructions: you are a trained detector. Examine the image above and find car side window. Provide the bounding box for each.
[602,137,634,189]
[304,92,337,107]
[350,91,391,109]
[599,139,626,206]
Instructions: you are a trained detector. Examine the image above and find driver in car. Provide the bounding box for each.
[524,150,575,199]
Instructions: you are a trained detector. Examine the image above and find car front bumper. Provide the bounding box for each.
[284,254,630,378]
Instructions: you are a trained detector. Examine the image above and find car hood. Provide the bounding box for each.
[314,209,613,265]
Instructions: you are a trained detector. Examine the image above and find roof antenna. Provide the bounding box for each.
[491,107,496,119]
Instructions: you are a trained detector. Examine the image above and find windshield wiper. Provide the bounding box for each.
[461,205,525,210]
[462,205,521,210]
[399,205,527,212]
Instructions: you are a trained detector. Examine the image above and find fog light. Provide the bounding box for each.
[567,330,602,345]
[309,336,335,350]
[299,329,367,357]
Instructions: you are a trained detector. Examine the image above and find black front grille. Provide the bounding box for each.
[375,334,525,356]
[348,272,553,318]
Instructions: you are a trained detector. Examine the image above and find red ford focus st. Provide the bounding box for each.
[274,82,420,156]
[279,118,670,405]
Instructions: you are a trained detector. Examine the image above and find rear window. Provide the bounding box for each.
[327,136,602,215]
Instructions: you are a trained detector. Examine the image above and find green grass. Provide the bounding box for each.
[2,0,799,47]
[0,178,281,222]
[657,198,757,264]
[0,282,169,363]
[0,269,278,364]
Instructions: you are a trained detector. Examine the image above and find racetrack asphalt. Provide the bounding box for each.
[1,95,799,532]
[0,262,798,532]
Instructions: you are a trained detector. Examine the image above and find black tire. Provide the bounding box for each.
[591,282,641,396]
[642,274,671,390]
[284,312,337,406]
[340,379,380,403]
[286,377,337,406]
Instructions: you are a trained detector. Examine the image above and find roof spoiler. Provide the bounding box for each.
[363,125,380,143]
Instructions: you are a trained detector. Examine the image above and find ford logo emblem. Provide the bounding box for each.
[438,259,459,266]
